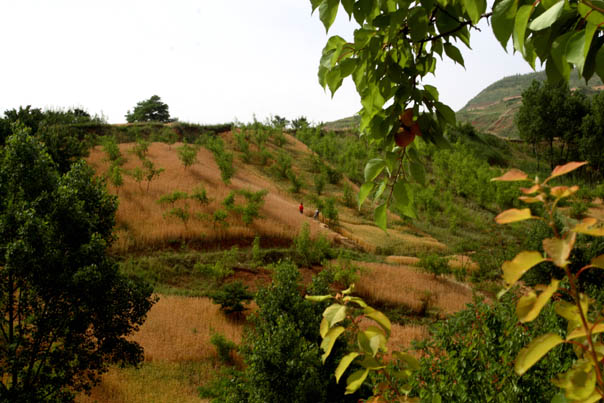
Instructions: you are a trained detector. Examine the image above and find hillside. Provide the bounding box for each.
[457,70,604,138]
[324,70,604,138]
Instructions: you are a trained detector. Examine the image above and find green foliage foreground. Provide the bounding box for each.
[0,130,155,401]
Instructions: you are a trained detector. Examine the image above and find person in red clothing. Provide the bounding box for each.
[299,202,304,215]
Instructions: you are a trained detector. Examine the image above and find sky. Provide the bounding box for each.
[0,1,536,125]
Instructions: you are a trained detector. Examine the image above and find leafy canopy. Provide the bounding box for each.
[0,129,154,402]
[311,0,604,227]
[125,95,172,123]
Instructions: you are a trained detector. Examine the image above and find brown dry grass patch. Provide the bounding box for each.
[76,294,244,402]
[133,295,243,362]
[87,141,330,253]
[354,262,473,315]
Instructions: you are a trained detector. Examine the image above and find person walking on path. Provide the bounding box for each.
[299,202,304,215]
[313,208,320,220]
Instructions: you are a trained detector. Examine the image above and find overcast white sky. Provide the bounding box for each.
[0,1,535,124]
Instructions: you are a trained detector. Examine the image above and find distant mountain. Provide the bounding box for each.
[457,71,604,138]
[323,70,604,138]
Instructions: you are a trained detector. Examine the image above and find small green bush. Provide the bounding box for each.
[418,253,450,277]
[210,333,238,365]
[209,281,253,315]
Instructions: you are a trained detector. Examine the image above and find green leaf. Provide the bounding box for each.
[565,29,588,74]
[365,307,392,337]
[542,232,575,268]
[358,182,374,209]
[444,43,465,67]
[495,208,536,224]
[305,295,333,302]
[345,368,370,394]
[320,317,329,338]
[409,160,426,186]
[375,202,387,231]
[492,0,518,49]
[502,251,546,287]
[566,322,604,340]
[319,0,340,32]
[357,327,387,356]
[339,58,357,77]
[342,0,355,18]
[516,279,559,322]
[591,254,604,269]
[554,300,581,329]
[323,303,347,327]
[463,0,487,24]
[326,67,343,97]
[364,158,386,182]
[343,296,368,308]
[373,179,387,202]
[359,355,386,370]
[513,5,533,56]
[408,7,429,42]
[393,181,409,206]
[321,326,345,362]
[310,0,324,13]
[515,333,564,375]
[394,351,420,370]
[335,352,360,383]
[435,102,456,126]
[528,1,564,31]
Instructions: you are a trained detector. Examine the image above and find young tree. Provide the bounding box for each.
[177,142,197,170]
[0,130,154,401]
[125,95,172,123]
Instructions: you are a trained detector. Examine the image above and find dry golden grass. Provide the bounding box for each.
[76,295,243,402]
[76,361,211,403]
[385,255,421,265]
[133,295,243,362]
[87,141,330,253]
[87,133,452,254]
[354,262,473,315]
[340,223,447,255]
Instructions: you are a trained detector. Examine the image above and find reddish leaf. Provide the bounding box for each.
[546,161,588,182]
[491,169,529,182]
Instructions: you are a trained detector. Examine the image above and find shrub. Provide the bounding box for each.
[287,170,303,193]
[177,142,197,170]
[202,262,359,403]
[314,172,326,195]
[412,295,574,402]
[324,165,342,184]
[418,253,450,278]
[342,184,355,208]
[251,236,262,262]
[323,197,339,226]
[210,333,238,365]
[292,223,332,267]
[273,152,292,179]
[209,281,254,315]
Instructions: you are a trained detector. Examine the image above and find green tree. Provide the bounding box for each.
[311,0,604,228]
[125,95,172,123]
[204,262,359,403]
[580,92,604,179]
[177,142,198,170]
[516,80,588,169]
[0,130,154,401]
